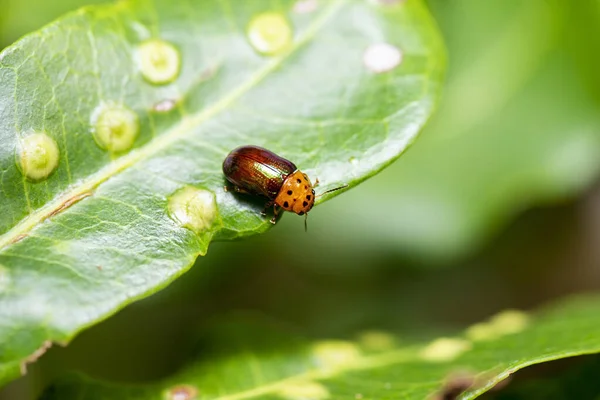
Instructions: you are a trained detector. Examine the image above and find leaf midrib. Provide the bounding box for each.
[0,0,344,251]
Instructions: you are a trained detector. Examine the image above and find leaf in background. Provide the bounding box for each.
[293,0,600,264]
[38,294,600,400]
[0,0,445,387]
[0,0,111,49]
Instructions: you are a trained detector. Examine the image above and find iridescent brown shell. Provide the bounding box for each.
[223,145,317,218]
[223,145,297,199]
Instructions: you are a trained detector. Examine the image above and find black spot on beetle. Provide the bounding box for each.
[298,211,305,215]
[303,201,308,207]
[297,179,302,184]
[304,185,308,189]
[283,201,289,208]
[306,195,311,200]
[287,190,293,195]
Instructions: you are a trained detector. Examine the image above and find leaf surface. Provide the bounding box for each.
[39,294,600,400]
[0,0,444,386]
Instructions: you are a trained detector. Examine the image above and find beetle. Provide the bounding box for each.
[222,145,347,228]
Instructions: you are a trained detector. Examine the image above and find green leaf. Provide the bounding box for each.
[38,294,600,400]
[0,0,445,386]
[0,0,111,49]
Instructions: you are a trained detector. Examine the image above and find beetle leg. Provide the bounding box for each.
[261,200,274,216]
[234,186,251,194]
[314,177,320,188]
[270,204,280,224]
[225,185,251,194]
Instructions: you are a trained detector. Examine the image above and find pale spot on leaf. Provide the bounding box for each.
[420,337,471,362]
[163,384,198,400]
[363,43,402,73]
[357,330,397,351]
[293,0,318,14]
[137,39,181,84]
[278,381,329,400]
[168,187,218,234]
[312,340,362,370]
[16,132,60,181]
[248,12,293,56]
[91,103,139,153]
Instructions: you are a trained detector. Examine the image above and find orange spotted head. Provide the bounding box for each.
[275,170,315,216]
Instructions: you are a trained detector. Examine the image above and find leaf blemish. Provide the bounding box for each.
[163,384,198,400]
[312,340,362,371]
[466,309,529,342]
[91,103,140,153]
[16,132,60,182]
[47,191,93,219]
[293,0,318,14]
[168,187,217,234]
[9,234,28,245]
[420,337,471,363]
[153,99,178,113]
[137,39,181,85]
[369,0,406,5]
[277,381,330,400]
[363,43,402,73]
[357,330,396,351]
[20,340,52,375]
[247,12,293,56]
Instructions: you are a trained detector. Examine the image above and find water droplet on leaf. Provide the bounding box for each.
[247,12,293,56]
[137,39,181,84]
[168,187,217,234]
[91,103,140,153]
[16,132,60,181]
[363,43,402,73]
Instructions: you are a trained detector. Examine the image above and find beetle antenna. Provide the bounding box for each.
[316,184,348,198]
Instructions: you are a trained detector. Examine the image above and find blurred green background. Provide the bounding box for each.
[2,0,600,398]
